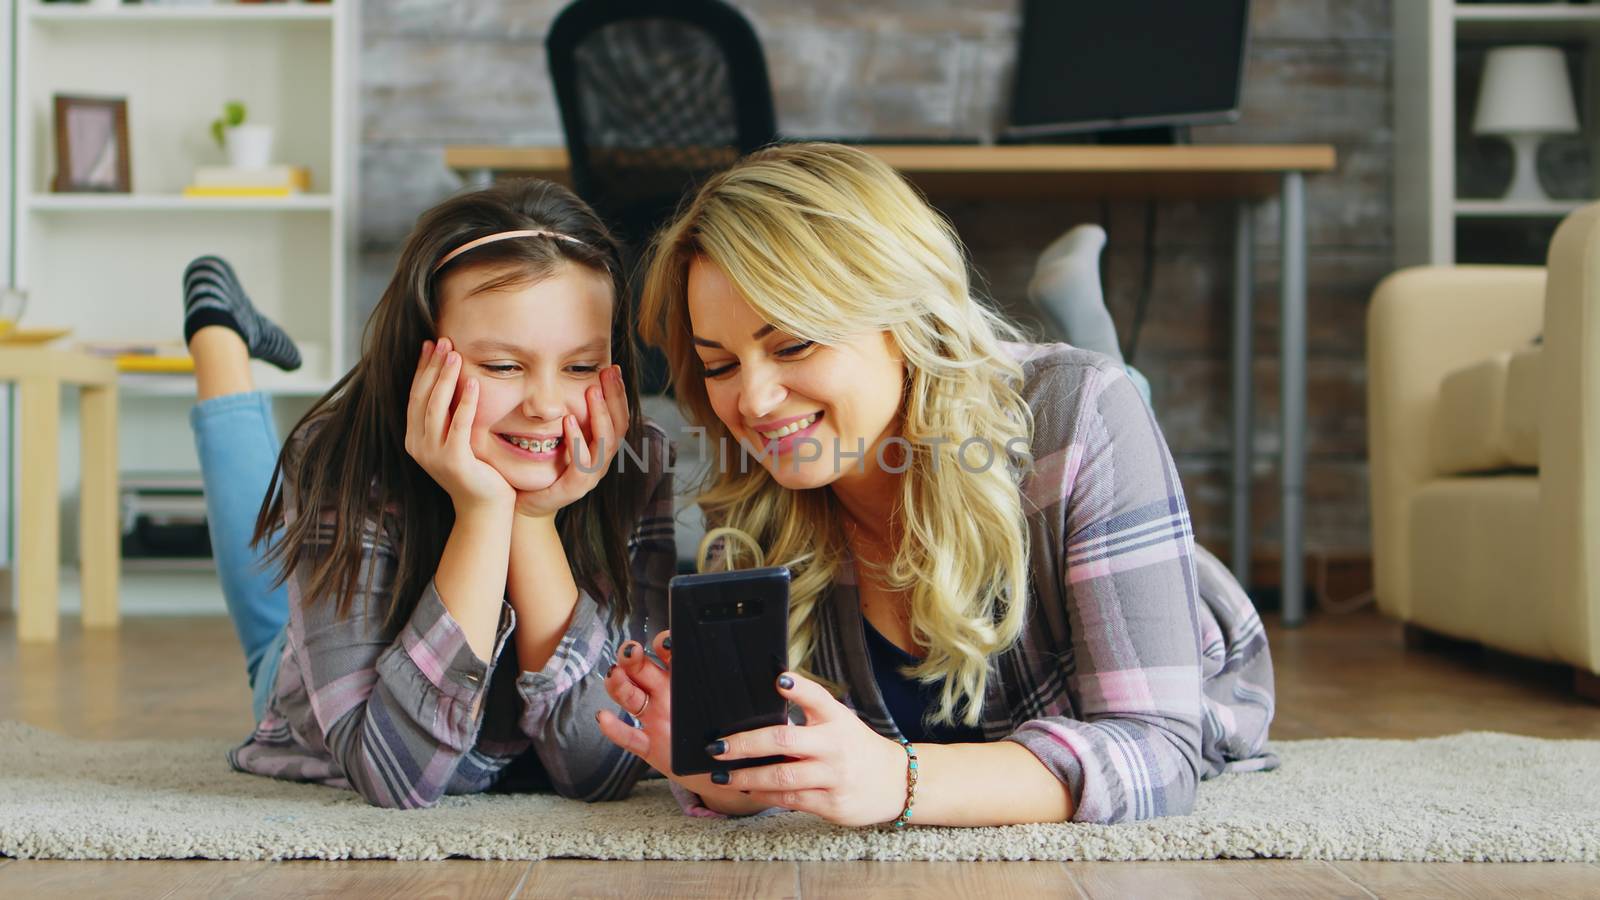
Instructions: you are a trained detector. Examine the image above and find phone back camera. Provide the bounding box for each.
[699,599,766,622]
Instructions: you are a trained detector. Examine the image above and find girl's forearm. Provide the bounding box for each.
[506,513,581,674]
[433,503,515,661]
[909,740,1073,826]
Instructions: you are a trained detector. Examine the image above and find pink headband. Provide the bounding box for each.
[433,229,585,273]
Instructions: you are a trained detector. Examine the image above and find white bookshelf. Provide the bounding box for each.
[28,4,335,23]
[10,1,357,379]
[1,0,13,575]
[4,0,358,614]
[28,193,337,212]
[1455,198,1588,217]
[1455,4,1600,38]
[1395,2,1600,265]
[119,367,333,398]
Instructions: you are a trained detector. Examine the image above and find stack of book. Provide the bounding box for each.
[80,340,194,374]
[183,165,311,198]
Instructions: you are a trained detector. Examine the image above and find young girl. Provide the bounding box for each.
[185,178,675,808]
[598,143,1276,826]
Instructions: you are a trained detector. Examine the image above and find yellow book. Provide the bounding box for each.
[182,185,297,198]
[192,164,312,191]
[117,354,195,373]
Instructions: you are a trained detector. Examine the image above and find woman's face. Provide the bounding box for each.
[435,261,614,493]
[686,255,905,491]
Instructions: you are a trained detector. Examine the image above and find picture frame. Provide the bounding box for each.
[52,94,131,193]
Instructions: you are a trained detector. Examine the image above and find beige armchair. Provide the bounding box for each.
[1368,202,1600,699]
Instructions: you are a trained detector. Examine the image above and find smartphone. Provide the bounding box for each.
[669,566,792,776]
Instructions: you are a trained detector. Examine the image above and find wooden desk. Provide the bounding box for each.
[445,143,1338,626]
[0,347,120,642]
[448,143,1334,199]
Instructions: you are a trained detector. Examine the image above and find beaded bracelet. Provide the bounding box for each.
[892,737,918,829]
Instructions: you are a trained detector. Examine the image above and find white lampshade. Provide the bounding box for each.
[1474,46,1580,136]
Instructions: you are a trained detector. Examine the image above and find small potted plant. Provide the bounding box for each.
[211,100,274,169]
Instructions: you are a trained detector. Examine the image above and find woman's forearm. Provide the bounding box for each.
[433,503,514,661]
[696,742,1073,824]
[910,740,1073,826]
[506,513,580,674]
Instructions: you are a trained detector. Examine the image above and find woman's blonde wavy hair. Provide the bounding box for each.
[640,143,1034,727]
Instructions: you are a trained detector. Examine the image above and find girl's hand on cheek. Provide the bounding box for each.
[704,672,907,826]
[515,364,630,519]
[404,338,515,515]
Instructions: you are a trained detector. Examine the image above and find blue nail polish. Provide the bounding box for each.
[778,674,795,690]
[662,634,672,650]
[711,771,730,785]
[623,644,634,658]
[705,739,727,757]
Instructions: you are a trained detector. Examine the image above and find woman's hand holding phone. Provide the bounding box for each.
[404,338,514,515]
[595,632,771,817]
[596,632,908,825]
[697,671,908,826]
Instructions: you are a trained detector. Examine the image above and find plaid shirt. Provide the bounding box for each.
[233,342,1276,823]
[679,342,1277,823]
[228,423,676,809]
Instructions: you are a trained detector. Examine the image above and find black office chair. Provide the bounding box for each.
[547,0,777,392]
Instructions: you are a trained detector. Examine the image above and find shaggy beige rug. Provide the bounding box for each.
[0,722,1596,862]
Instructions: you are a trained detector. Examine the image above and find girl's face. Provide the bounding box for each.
[686,255,906,491]
[435,261,614,493]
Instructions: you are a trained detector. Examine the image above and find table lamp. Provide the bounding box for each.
[1473,45,1580,203]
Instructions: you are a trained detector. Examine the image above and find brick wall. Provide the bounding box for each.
[359,0,1394,559]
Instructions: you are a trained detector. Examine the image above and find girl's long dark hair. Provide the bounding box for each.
[254,178,647,634]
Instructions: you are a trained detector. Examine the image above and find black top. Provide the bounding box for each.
[861,617,987,745]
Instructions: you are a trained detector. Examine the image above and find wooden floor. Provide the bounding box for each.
[1,607,1597,898]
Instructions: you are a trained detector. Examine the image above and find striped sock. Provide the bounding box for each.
[182,255,301,371]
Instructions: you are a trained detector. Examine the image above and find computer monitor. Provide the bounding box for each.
[1005,2,1251,141]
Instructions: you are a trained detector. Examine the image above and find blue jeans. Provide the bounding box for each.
[191,391,290,723]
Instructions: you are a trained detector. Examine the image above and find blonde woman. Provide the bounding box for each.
[595,143,1275,826]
